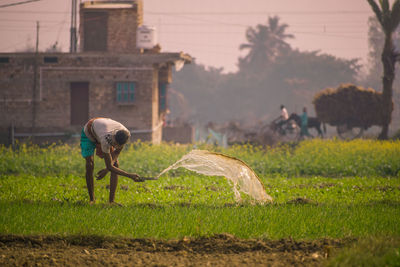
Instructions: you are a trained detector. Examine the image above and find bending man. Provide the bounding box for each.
[80,117,142,204]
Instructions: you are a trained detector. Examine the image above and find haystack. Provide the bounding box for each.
[313,83,384,127]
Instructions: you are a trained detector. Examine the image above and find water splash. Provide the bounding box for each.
[157,150,273,203]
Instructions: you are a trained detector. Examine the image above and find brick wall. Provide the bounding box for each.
[0,53,175,143]
[162,125,194,144]
[79,1,143,53]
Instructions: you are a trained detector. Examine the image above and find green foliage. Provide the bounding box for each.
[239,16,294,71]
[2,172,399,206]
[1,201,400,239]
[0,142,84,176]
[1,139,400,178]
[0,141,399,240]
[171,16,360,124]
[327,236,400,267]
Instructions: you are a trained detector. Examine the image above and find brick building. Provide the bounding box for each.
[0,0,191,144]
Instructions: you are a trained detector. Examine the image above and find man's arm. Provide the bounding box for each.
[111,147,122,161]
[102,153,143,182]
[96,147,122,180]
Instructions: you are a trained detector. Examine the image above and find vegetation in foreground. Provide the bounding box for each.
[0,139,399,265]
[1,139,400,178]
[326,236,400,267]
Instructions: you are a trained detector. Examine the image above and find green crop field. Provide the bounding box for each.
[1,139,400,265]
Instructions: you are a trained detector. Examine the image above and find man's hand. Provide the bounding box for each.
[96,168,109,180]
[129,173,144,182]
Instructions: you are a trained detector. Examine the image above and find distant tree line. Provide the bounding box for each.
[170,16,361,125]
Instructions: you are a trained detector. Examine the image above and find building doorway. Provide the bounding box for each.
[70,82,89,125]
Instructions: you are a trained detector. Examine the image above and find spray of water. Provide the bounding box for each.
[157,150,273,203]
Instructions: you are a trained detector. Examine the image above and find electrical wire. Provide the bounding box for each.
[0,0,40,8]
[146,10,371,15]
[0,5,373,60]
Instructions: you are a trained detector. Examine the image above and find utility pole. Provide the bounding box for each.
[35,20,39,53]
[70,0,77,53]
[31,21,39,140]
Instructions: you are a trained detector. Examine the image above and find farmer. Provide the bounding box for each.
[300,107,311,138]
[272,105,290,135]
[280,105,289,121]
[80,117,143,204]
[277,105,289,126]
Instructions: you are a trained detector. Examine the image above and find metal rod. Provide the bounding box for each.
[10,123,15,147]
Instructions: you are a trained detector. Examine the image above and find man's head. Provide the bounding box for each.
[115,130,130,146]
[280,105,284,110]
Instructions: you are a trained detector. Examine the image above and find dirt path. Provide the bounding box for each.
[0,234,348,266]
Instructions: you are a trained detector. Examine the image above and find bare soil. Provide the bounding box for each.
[0,234,349,266]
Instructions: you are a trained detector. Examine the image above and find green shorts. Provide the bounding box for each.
[80,129,96,158]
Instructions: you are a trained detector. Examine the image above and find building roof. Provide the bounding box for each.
[81,0,139,9]
[0,52,192,66]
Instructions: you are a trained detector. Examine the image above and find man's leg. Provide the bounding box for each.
[300,126,305,140]
[109,160,119,203]
[85,156,95,203]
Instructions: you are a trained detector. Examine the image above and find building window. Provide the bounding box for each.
[159,83,168,112]
[116,82,135,103]
[44,56,58,63]
[0,57,10,63]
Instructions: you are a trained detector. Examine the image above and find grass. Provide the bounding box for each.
[0,201,398,240]
[1,174,399,205]
[1,139,400,178]
[326,236,400,266]
[0,173,399,239]
[0,139,400,264]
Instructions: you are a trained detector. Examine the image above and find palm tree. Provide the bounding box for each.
[267,16,294,57]
[239,16,294,71]
[367,0,400,139]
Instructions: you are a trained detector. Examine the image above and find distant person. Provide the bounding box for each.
[280,105,289,121]
[300,107,311,138]
[276,105,289,128]
[80,117,143,205]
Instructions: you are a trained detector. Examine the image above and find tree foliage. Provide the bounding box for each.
[170,16,360,125]
[238,16,294,73]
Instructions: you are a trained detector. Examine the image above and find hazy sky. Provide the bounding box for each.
[0,0,377,73]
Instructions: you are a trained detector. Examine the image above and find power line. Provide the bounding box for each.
[56,0,70,46]
[161,39,368,50]
[146,10,371,16]
[0,9,66,13]
[0,9,371,15]
[142,21,367,26]
[153,13,250,28]
[0,18,367,29]
[156,29,365,35]
[0,18,61,22]
[144,12,372,30]
[0,20,66,29]
[291,31,366,40]
[0,0,40,8]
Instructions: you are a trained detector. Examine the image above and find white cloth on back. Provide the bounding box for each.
[84,118,129,153]
[281,108,289,120]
